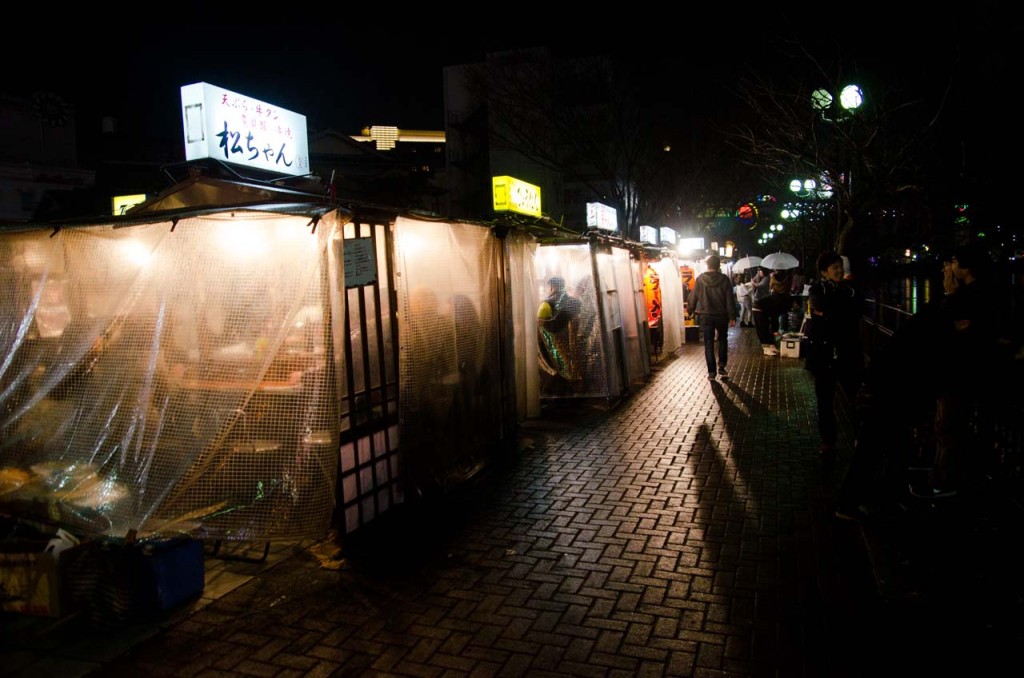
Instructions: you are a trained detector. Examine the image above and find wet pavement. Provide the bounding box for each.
[3,326,1022,676]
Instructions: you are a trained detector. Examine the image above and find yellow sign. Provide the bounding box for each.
[112,194,148,216]
[492,176,541,217]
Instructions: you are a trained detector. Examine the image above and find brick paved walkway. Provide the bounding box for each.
[4,326,1020,676]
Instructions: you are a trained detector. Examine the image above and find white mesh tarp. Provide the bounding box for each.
[655,256,684,353]
[0,211,342,541]
[393,217,504,495]
[507,230,540,420]
[535,243,609,399]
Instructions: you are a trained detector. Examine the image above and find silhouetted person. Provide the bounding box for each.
[806,251,863,457]
[688,254,736,380]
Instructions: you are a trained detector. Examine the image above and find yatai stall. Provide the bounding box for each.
[530,200,651,402]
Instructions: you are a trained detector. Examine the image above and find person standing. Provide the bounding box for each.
[537,276,582,395]
[750,268,777,355]
[911,243,1001,499]
[805,251,863,456]
[688,254,737,380]
[736,273,754,327]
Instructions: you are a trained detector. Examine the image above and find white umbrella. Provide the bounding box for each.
[761,252,800,270]
[733,255,762,273]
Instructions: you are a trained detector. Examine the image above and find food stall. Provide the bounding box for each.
[642,253,685,357]
[0,178,516,549]
[0,180,346,545]
[533,234,650,402]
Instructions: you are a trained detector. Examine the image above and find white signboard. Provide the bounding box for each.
[659,227,677,245]
[181,82,309,176]
[639,226,659,245]
[678,237,705,254]
[586,202,618,232]
[343,238,377,288]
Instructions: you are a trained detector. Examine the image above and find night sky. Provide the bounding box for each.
[3,8,1009,191]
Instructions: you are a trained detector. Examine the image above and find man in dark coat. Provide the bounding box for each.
[688,255,737,380]
[805,251,863,456]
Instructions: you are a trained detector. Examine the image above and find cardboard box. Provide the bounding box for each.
[0,543,82,617]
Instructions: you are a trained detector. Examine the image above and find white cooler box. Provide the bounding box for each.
[779,333,804,358]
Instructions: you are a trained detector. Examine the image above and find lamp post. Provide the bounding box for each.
[810,84,863,249]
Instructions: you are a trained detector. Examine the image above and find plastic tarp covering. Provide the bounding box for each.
[655,257,684,353]
[535,243,608,399]
[0,212,341,542]
[625,255,651,382]
[506,230,540,420]
[393,217,503,494]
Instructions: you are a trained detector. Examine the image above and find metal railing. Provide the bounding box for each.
[860,296,913,359]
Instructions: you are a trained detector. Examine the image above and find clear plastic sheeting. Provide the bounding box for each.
[394,217,504,495]
[506,230,540,419]
[534,243,608,399]
[654,256,684,354]
[0,212,342,542]
[534,242,650,400]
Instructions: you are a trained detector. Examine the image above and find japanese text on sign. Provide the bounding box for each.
[181,82,309,177]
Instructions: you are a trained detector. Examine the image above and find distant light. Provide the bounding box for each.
[811,88,833,111]
[789,179,803,193]
[840,85,863,111]
[663,144,672,152]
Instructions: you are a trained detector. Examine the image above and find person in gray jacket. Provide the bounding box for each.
[688,254,737,380]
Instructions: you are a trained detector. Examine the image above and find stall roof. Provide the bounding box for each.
[0,174,346,234]
[126,174,342,221]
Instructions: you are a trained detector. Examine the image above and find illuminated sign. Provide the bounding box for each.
[586,202,618,232]
[492,176,542,217]
[180,82,309,177]
[659,227,677,245]
[112,194,148,215]
[678,237,704,254]
[639,226,659,245]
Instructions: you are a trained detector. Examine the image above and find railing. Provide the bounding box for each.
[860,296,913,360]
[861,296,1023,508]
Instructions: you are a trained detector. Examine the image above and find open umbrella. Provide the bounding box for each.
[761,252,800,270]
[733,255,762,273]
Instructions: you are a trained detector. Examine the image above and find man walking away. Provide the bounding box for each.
[688,254,737,380]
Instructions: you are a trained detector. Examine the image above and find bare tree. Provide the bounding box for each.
[464,48,696,240]
[727,46,950,262]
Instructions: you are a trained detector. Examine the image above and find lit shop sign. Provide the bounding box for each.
[492,176,542,217]
[678,237,705,254]
[112,194,147,216]
[180,82,309,177]
[639,226,659,245]
[586,202,618,232]
[659,227,677,245]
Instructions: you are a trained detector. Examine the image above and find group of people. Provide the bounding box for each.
[832,242,1007,520]
[688,243,1009,521]
[732,267,807,356]
[688,256,810,378]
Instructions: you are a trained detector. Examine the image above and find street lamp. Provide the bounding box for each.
[811,85,863,120]
[810,84,864,248]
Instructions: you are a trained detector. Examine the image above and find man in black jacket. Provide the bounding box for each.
[688,255,737,380]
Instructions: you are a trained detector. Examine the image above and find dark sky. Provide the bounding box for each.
[3,8,1009,185]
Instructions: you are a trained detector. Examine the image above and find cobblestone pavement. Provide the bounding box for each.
[3,327,1021,677]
